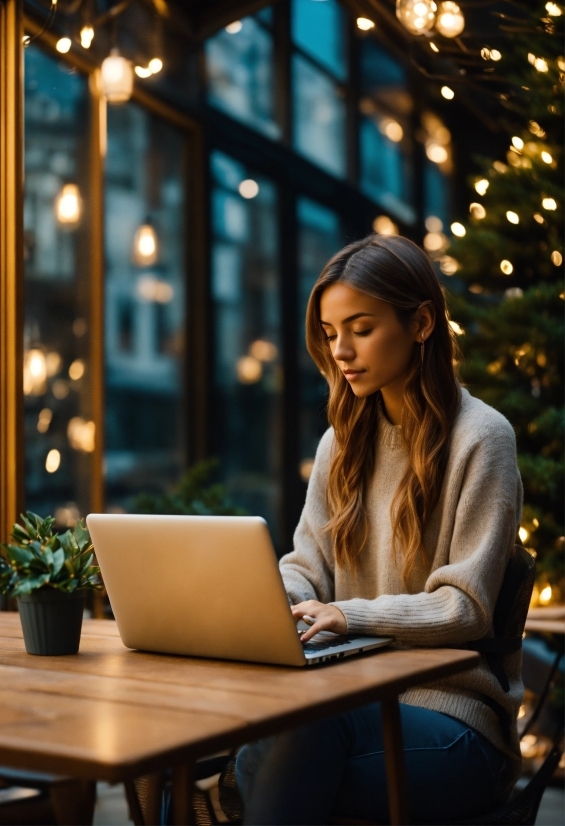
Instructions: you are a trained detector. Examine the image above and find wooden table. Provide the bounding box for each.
[0,615,479,825]
[526,605,565,636]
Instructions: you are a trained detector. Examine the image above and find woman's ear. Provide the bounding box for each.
[414,302,436,342]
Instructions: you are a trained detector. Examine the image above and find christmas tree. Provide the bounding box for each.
[447,1,564,601]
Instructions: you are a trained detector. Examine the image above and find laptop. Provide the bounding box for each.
[86,514,393,666]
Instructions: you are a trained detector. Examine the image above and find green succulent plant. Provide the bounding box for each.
[0,511,101,597]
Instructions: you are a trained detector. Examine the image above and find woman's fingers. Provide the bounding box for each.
[290,601,347,641]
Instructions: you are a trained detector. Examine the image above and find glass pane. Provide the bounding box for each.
[424,160,450,229]
[206,16,280,139]
[210,151,283,546]
[23,46,94,525]
[293,55,346,178]
[292,0,347,80]
[297,198,344,483]
[360,39,411,116]
[104,104,185,511]
[359,115,415,224]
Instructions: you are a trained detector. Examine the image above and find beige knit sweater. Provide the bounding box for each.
[280,388,523,772]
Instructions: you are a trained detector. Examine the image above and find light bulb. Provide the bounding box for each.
[135,66,152,79]
[101,50,134,104]
[148,57,163,74]
[236,355,262,384]
[23,349,47,396]
[469,203,486,219]
[490,49,501,61]
[450,222,466,237]
[511,136,524,150]
[225,20,242,34]
[519,527,529,543]
[396,0,437,36]
[539,584,552,605]
[534,57,549,72]
[435,2,465,38]
[425,215,443,232]
[480,47,490,60]
[45,449,61,473]
[357,17,375,30]
[132,224,158,266]
[55,183,82,225]
[239,179,259,199]
[56,37,71,54]
[541,151,553,164]
[506,211,519,224]
[67,417,96,452]
[373,215,398,235]
[500,260,513,275]
[439,256,458,275]
[381,118,403,142]
[424,232,447,251]
[441,85,454,99]
[474,179,489,196]
[533,213,544,224]
[80,26,94,49]
[249,340,278,362]
[430,42,439,52]
[551,250,563,266]
[68,359,85,380]
[426,143,448,163]
[542,197,557,210]
[545,2,561,15]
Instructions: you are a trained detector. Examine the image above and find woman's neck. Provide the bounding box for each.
[380,386,404,427]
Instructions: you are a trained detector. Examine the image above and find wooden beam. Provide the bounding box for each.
[0,0,24,546]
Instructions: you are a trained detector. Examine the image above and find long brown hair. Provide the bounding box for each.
[305,234,461,584]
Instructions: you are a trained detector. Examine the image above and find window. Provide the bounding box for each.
[292,0,347,178]
[206,13,279,139]
[359,39,415,224]
[297,197,344,482]
[23,46,94,524]
[104,104,186,511]
[210,151,283,545]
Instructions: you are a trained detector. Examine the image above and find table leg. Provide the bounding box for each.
[381,697,409,825]
[171,762,194,825]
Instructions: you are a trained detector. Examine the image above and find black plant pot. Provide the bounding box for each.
[17,589,86,655]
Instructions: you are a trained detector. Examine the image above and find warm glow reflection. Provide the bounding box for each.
[440,256,458,275]
[24,349,47,396]
[37,408,53,434]
[300,458,315,482]
[519,526,529,543]
[137,275,174,303]
[249,340,278,362]
[225,20,243,34]
[45,449,61,473]
[55,183,82,225]
[67,417,96,452]
[448,320,464,336]
[132,224,158,266]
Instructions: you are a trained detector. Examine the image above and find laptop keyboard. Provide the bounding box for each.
[302,635,357,653]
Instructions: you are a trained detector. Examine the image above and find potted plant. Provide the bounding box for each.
[0,512,101,655]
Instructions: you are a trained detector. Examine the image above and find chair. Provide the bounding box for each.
[0,767,96,825]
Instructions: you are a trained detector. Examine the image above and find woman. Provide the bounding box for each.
[236,234,523,825]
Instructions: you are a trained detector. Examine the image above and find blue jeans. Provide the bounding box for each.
[236,703,509,825]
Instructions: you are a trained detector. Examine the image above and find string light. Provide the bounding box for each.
[236,355,262,384]
[539,584,552,605]
[225,20,242,34]
[239,179,259,199]
[448,320,465,335]
[135,66,152,78]
[424,232,447,251]
[506,211,519,224]
[80,26,94,48]
[67,417,95,452]
[439,255,458,275]
[511,136,524,150]
[441,86,454,99]
[430,42,439,52]
[519,526,529,542]
[357,17,375,30]
[55,183,82,225]
[23,349,47,396]
[545,2,562,15]
[469,203,486,219]
[45,449,61,473]
[380,118,403,142]
[541,151,553,164]
[373,215,399,235]
[450,222,466,237]
[56,37,71,53]
[500,260,513,274]
[551,251,563,266]
[250,340,278,362]
[68,359,85,380]
[435,2,465,37]
[426,143,448,163]
[148,57,163,74]
[132,223,158,266]
[481,47,491,60]
[529,120,546,137]
[37,408,53,434]
[395,0,437,36]
[490,49,501,61]
[425,215,443,232]
[474,179,489,195]
[542,197,557,210]
[533,213,544,224]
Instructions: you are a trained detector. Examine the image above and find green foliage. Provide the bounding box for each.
[0,512,101,597]
[448,2,564,592]
[133,459,246,516]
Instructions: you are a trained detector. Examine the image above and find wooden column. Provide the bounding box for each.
[0,0,24,547]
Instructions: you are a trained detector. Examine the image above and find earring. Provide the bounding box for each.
[420,337,425,365]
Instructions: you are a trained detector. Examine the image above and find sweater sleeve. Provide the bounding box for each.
[279,429,336,605]
[332,419,523,645]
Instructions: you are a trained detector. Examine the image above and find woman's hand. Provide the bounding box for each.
[290,600,347,642]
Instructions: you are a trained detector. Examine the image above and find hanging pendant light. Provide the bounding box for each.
[132,221,158,266]
[101,49,134,104]
[396,0,437,35]
[435,2,465,37]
